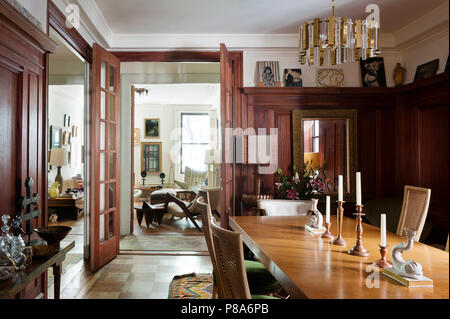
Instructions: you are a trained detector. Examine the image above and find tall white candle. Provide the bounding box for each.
[380,214,386,247]
[338,175,343,202]
[356,172,362,205]
[326,196,330,223]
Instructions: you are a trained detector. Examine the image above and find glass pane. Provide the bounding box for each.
[109,65,115,91]
[109,152,116,179]
[182,114,210,143]
[101,61,106,89]
[108,183,116,209]
[99,183,105,212]
[313,137,319,153]
[100,152,106,181]
[109,123,115,150]
[314,120,320,137]
[100,91,106,119]
[109,94,115,121]
[108,211,115,239]
[100,213,105,243]
[100,122,106,150]
[181,144,209,172]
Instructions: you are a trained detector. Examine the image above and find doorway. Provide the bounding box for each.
[46,27,89,286]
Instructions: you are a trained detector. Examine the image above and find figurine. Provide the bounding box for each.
[0,215,12,258]
[306,198,323,229]
[49,182,60,198]
[393,62,406,87]
[10,216,26,267]
[391,228,423,280]
[49,213,58,224]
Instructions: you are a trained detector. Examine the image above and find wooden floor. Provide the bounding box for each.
[48,209,211,299]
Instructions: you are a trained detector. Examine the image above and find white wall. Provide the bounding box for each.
[243,49,402,88]
[14,0,47,33]
[48,85,84,185]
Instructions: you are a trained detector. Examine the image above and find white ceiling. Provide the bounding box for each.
[134,83,220,107]
[94,0,447,34]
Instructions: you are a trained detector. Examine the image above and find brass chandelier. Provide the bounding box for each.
[298,0,380,66]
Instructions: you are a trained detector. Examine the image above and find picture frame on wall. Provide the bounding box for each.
[360,57,387,87]
[284,69,303,87]
[63,131,70,145]
[256,61,281,87]
[414,59,439,82]
[144,118,160,138]
[64,114,67,127]
[141,142,162,174]
[316,69,344,87]
[50,126,61,149]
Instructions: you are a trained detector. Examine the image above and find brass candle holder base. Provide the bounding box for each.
[348,204,370,257]
[374,245,393,269]
[321,222,334,239]
[331,201,346,246]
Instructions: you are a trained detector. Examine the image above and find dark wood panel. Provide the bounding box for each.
[111,51,221,62]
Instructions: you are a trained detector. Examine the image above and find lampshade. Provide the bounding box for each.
[204,149,220,164]
[49,148,68,166]
[304,152,320,169]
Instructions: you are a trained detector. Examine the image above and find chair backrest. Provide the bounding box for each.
[200,186,221,216]
[184,167,207,189]
[396,185,431,241]
[257,199,313,216]
[210,219,252,299]
[196,190,223,297]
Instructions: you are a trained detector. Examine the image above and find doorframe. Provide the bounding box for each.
[112,51,244,234]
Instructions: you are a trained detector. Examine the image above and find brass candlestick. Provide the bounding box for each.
[348,204,370,256]
[331,201,346,246]
[321,222,334,239]
[374,245,393,268]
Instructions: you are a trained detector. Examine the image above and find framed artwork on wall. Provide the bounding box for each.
[360,57,387,87]
[50,126,61,149]
[284,69,303,87]
[144,118,160,138]
[414,59,439,82]
[256,61,281,87]
[316,69,344,87]
[141,142,162,174]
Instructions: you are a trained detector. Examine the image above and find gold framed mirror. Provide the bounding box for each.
[292,109,358,201]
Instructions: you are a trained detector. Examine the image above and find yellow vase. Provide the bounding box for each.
[49,182,60,198]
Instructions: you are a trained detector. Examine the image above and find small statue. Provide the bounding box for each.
[49,213,58,224]
[10,216,26,267]
[49,182,60,198]
[306,198,323,229]
[393,63,406,87]
[0,214,12,258]
[391,228,423,280]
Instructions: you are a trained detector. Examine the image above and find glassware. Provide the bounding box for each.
[0,214,12,258]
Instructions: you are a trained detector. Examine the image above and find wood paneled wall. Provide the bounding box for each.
[239,73,448,244]
[0,0,55,298]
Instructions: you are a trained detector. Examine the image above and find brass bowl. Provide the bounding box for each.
[31,245,58,259]
[34,226,72,248]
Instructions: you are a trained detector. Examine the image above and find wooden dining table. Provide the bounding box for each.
[230,215,449,299]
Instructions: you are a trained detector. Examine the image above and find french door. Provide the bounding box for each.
[90,44,121,271]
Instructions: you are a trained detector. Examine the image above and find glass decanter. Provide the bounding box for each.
[0,214,12,258]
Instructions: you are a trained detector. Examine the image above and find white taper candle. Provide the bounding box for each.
[380,214,386,247]
[338,175,343,202]
[356,172,362,205]
[326,195,330,223]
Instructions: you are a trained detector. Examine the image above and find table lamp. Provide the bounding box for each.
[49,148,68,195]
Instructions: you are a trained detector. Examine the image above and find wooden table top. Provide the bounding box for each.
[230,215,449,299]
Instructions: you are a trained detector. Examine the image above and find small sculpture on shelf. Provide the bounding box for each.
[141,170,147,186]
[49,181,60,199]
[391,229,423,279]
[159,172,166,187]
[10,216,26,268]
[393,62,406,87]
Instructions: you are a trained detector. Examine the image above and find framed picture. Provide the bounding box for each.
[64,114,68,127]
[256,61,281,87]
[360,57,387,87]
[62,131,70,145]
[414,59,439,82]
[134,128,140,145]
[284,69,303,87]
[50,126,61,149]
[141,142,162,174]
[144,118,160,138]
[316,69,344,87]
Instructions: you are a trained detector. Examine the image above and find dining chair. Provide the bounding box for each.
[396,185,431,242]
[257,199,313,216]
[197,190,280,299]
[210,218,278,299]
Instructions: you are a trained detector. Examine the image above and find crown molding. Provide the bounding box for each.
[77,0,112,45]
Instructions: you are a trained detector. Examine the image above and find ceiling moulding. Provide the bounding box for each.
[77,0,113,45]
[53,0,108,47]
[393,1,449,48]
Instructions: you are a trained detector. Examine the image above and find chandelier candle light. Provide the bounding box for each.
[298,0,380,66]
[348,172,370,256]
[331,175,346,246]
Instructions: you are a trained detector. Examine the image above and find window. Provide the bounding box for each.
[312,120,319,153]
[181,113,210,174]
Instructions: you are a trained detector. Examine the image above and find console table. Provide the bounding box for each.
[0,241,75,299]
[48,197,84,220]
